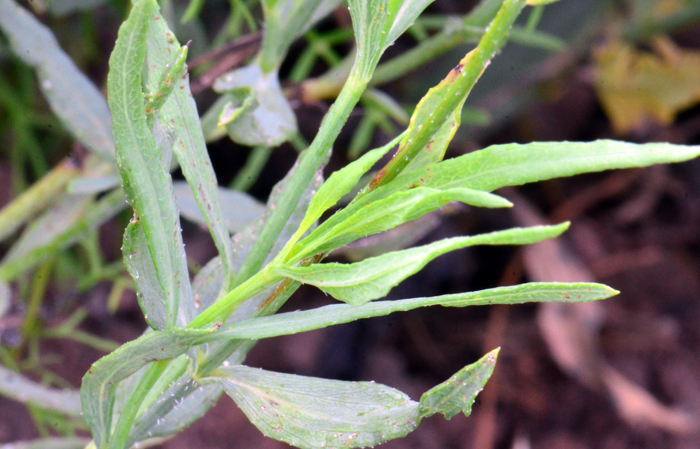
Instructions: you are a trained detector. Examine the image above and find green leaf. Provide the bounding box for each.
[0,279,9,318]
[259,0,343,72]
[280,131,405,260]
[108,0,191,329]
[172,181,266,234]
[144,5,238,292]
[0,0,115,162]
[290,186,512,261]
[0,437,91,449]
[0,161,80,244]
[214,283,618,341]
[0,365,82,417]
[213,65,297,147]
[367,0,528,190]
[276,224,568,305]
[80,328,214,449]
[0,190,126,283]
[207,365,421,449]
[378,140,700,199]
[419,348,499,419]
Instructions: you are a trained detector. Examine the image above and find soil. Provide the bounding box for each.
[1,2,700,449]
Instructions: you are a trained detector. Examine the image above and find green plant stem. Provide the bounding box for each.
[21,258,56,340]
[223,71,370,300]
[109,361,168,449]
[229,147,272,191]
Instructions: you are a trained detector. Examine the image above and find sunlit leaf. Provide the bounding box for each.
[276,224,568,305]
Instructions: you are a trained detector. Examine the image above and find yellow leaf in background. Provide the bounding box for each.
[593,37,700,134]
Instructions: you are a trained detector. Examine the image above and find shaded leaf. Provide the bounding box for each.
[0,0,115,161]
[145,5,237,292]
[594,38,700,134]
[214,283,619,341]
[108,0,191,328]
[207,365,421,449]
[213,65,297,147]
[80,327,214,449]
[259,0,343,72]
[278,224,568,305]
[0,365,82,417]
[172,181,265,234]
[0,437,91,449]
[420,348,499,419]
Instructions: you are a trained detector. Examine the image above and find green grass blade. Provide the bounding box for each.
[80,328,214,449]
[213,283,618,341]
[290,186,512,261]
[0,0,115,162]
[276,224,568,305]
[144,5,238,292]
[385,140,700,195]
[207,365,421,449]
[108,0,190,329]
[419,349,498,419]
[0,365,82,417]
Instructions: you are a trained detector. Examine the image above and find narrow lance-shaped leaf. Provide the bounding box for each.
[211,283,619,341]
[145,5,238,292]
[276,224,568,305]
[0,437,91,449]
[206,365,421,449]
[419,348,499,419]
[279,131,405,260]
[378,140,700,202]
[0,0,115,161]
[368,0,528,190]
[0,365,82,417]
[108,0,190,328]
[289,186,512,262]
[80,328,214,449]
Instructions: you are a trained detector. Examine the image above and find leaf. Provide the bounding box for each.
[207,365,421,449]
[2,194,93,266]
[0,0,115,161]
[214,283,619,341]
[276,224,568,305]
[213,64,297,147]
[0,160,80,243]
[108,0,191,328]
[259,0,343,72]
[0,365,82,417]
[0,189,126,282]
[419,348,499,419]
[144,5,238,292]
[290,186,512,262]
[0,280,9,318]
[367,0,528,189]
[594,38,700,134]
[80,327,214,449]
[280,131,405,259]
[172,181,266,234]
[0,437,91,449]
[366,140,700,206]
